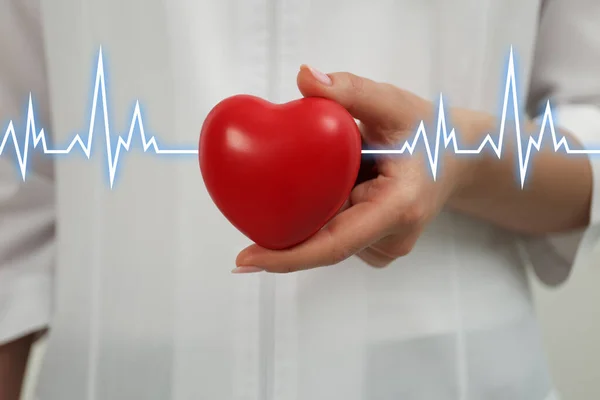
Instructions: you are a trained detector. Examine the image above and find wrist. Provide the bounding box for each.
[447,109,496,203]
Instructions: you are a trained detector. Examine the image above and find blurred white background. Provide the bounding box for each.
[19,254,600,400]
[527,255,600,400]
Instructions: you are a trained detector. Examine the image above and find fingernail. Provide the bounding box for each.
[305,65,332,86]
[231,266,264,274]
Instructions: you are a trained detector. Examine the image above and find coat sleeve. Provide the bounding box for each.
[522,0,600,286]
[0,0,55,344]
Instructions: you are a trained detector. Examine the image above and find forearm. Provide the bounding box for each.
[447,114,593,235]
[0,333,35,400]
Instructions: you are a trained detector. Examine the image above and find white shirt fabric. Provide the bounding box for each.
[1,0,599,399]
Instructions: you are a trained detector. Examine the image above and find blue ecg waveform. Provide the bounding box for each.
[1,47,198,189]
[1,46,599,189]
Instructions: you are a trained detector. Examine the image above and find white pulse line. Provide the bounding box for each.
[362,47,600,188]
[2,46,599,189]
[1,47,198,189]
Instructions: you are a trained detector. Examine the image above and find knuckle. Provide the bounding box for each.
[392,241,415,258]
[392,198,427,227]
[342,73,365,115]
[357,250,389,269]
[324,225,357,266]
[403,204,427,225]
[330,245,352,265]
[347,72,365,95]
[369,256,393,268]
[330,241,356,265]
[351,179,378,204]
[372,241,413,260]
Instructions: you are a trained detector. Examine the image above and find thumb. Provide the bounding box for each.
[297,65,418,130]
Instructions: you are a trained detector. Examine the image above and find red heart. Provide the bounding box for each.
[199,95,362,250]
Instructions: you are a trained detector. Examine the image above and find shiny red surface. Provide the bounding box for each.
[199,95,362,250]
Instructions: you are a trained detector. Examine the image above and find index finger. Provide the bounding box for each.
[235,200,397,273]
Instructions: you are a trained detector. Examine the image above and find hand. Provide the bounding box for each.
[233,65,492,273]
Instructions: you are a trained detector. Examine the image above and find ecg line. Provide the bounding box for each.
[1,46,599,189]
[361,47,600,188]
[1,47,198,189]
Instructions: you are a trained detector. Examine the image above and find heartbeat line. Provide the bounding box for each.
[361,47,600,188]
[1,46,599,189]
[1,47,198,189]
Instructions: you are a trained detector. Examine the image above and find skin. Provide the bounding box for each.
[0,333,35,400]
[234,66,593,272]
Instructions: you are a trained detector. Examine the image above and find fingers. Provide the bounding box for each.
[357,230,420,268]
[296,65,428,132]
[235,199,397,273]
[356,247,390,268]
[297,65,395,128]
[350,176,392,204]
[369,231,420,260]
[338,199,352,213]
[232,68,434,274]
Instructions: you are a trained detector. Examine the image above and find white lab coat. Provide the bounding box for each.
[1,0,600,399]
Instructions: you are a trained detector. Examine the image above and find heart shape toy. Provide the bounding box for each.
[199,95,362,250]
